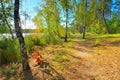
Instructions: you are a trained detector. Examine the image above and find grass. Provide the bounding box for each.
[93,39,101,47]
[82,33,120,40]
[0,39,21,64]
[96,34,120,38]
[0,63,19,80]
[52,52,70,69]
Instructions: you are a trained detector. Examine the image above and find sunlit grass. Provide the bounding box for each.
[97,34,120,38]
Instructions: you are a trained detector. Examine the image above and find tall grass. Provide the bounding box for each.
[0,39,21,64]
[25,35,62,49]
[0,34,62,64]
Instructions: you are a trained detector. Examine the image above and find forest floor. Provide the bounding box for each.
[0,33,120,80]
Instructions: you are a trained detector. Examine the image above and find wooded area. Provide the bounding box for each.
[0,0,120,80]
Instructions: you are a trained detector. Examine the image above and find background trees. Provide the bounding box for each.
[33,0,65,44]
[0,0,14,38]
[33,0,120,40]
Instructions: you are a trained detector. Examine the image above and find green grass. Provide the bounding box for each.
[0,39,21,64]
[85,33,120,40]
[52,51,70,69]
[52,52,69,62]
[93,39,101,47]
[97,34,120,38]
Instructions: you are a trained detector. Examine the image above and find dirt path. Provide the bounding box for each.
[27,39,120,80]
[69,40,120,80]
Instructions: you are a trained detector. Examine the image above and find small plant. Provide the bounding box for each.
[52,52,69,63]
[93,39,100,47]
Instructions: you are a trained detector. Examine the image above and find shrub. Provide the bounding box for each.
[0,39,21,64]
[52,52,69,63]
[48,35,61,44]
[25,36,34,52]
[93,39,100,47]
[27,34,61,47]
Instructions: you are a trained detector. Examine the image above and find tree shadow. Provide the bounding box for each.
[111,40,120,46]
[39,61,66,80]
[23,70,38,80]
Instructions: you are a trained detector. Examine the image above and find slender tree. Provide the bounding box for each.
[59,0,71,42]
[101,0,110,34]
[1,0,14,39]
[83,0,87,39]
[14,0,30,70]
[33,0,62,42]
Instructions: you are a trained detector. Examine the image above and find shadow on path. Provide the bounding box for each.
[39,61,66,80]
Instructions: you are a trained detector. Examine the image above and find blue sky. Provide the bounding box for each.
[20,0,41,29]
[22,0,41,18]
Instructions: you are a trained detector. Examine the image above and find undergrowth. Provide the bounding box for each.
[0,39,21,64]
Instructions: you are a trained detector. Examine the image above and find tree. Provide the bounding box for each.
[96,0,112,33]
[83,0,88,39]
[101,0,110,34]
[74,0,88,39]
[33,0,63,43]
[14,0,30,70]
[0,0,14,39]
[59,0,72,42]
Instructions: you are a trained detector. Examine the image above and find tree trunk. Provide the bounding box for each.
[65,9,68,42]
[102,0,109,34]
[1,0,14,40]
[83,26,86,39]
[102,9,109,34]
[56,25,61,38]
[14,0,30,71]
[83,0,87,39]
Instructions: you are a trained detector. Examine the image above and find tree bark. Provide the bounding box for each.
[102,9,109,34]
[102,0,109,34]
[65,9,68,42]
[1,0,14,40]
[83,26,86,39]
[14,0,30,71]
[83,0,87,39]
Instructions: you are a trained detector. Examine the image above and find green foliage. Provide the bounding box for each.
[52,51,70,69]
[34,36,49,46]
[53,52,69,63]
[25,36,34,52]
[0,0,13,34]
[0,39,21,64]
[2,63,18,76]
[69,26,78,34]
[25,34,62,50]
[93,39,100,47]
[97,34,120,38]
[108,13,120,33]
[0,25,8,33]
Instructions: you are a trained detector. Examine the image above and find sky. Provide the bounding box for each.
[20,0,41,29]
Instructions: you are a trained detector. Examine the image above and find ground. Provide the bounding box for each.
[0,34,120,80]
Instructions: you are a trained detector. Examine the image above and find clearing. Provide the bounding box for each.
[0,34,120,80]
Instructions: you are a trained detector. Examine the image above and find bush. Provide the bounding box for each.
[25,36,34,52]
[48,34,61,44]
[26,34,61,47]
[93,39,100,47]
[0,39,21,64]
